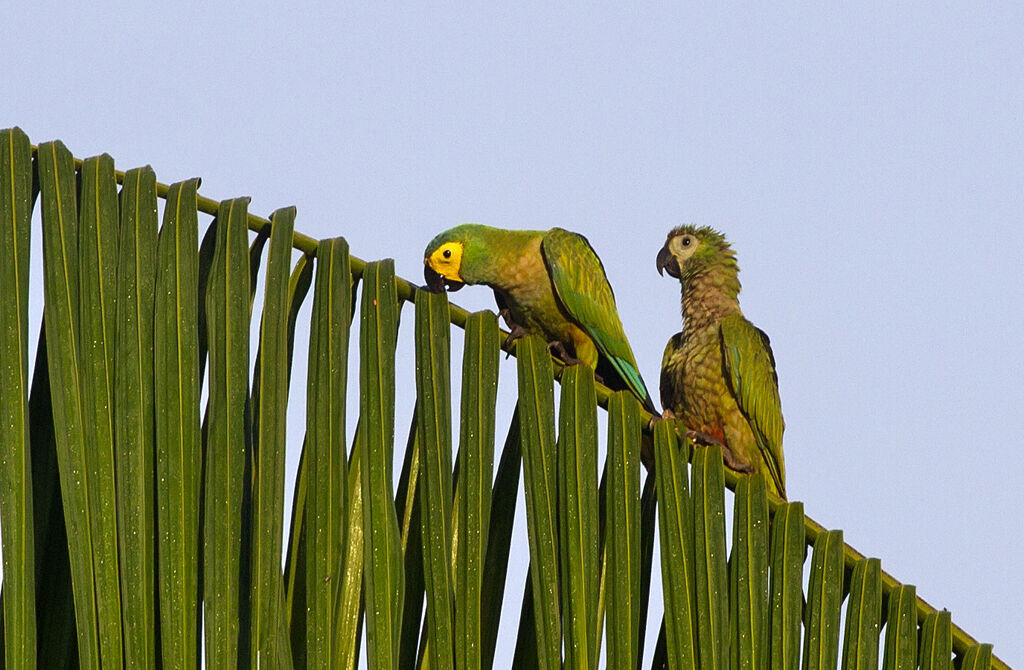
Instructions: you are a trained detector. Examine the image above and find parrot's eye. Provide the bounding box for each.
[681,236,692,247]
[443,249,452,259]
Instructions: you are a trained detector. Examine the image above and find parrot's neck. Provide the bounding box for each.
[471,231,544,291]
[680,266,742,334]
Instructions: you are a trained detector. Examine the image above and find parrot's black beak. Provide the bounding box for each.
[656,245,680,279]
[424,263,464,293]
[424,264,446,292]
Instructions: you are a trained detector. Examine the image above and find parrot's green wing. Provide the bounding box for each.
[719,314,786,494]
[541,228,657,414]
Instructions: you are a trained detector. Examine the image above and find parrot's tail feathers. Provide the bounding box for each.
[640,431,655,472]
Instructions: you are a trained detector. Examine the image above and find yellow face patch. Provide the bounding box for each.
[425,241,464,282]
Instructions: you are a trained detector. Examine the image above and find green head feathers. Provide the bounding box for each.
[423,223,542,292]
[656,224,739,284]
[423,223,477,292]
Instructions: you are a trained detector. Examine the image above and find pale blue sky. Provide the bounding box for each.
[5,2,1023,666]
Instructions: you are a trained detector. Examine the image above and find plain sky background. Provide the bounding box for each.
[5,2,1023,667]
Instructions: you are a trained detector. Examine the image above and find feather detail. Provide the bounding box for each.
[541,228,658,414]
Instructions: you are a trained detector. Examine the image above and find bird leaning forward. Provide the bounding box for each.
[423,223,660,464]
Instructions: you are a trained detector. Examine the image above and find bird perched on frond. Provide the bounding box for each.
[656,225,787,498]
[423,224,658,420]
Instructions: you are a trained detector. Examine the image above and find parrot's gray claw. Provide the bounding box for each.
[684,429,724,448]
[722,450,755,474]
[502,324,528,358]
[648,408,676,432]
[681,431,753,473]
[546,340,585,368]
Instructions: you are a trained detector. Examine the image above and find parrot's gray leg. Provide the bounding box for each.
[684,429,723,447]
[660,422,726,450]
[546,340,586,368]
[681,429,753,473]
[501,322,529,358]
[648,408,677,432]
[502,324,527,347]
[719,445,755,474]
[498,309,527,346]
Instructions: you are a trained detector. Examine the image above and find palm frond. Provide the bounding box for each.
[0,125,37,670]
[203,197,252,667]
[0,129,1009,670]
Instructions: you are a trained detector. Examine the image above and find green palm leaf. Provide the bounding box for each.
[0,127,36,670]
[388,405,426,670]
[769,502,805,670]
[1,129,1011,670]
[359,260,404,668]
[919,610,952,670]
[653,421,697,670]
[883,585,919,670]
[37,140,101,669]
[606,391,641,669]
[415,289,455,670]
[250,206,297,667]
[692,445,728,670]
[154,177,202,669]
[115,165,159,669]
[480,406,523,670]
[301,237,353,667]
[728,473,769,670]
[77,153,124,669]
[203,198,251,668]
[334,428,367,670]
[557,364,599,670]
[842,557,882,670]
[516,335,562,670]
[803,529,844,670]
[455,311,500,670]
[961,643,994,670]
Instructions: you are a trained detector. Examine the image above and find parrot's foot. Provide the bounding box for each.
[501,323,529,358]
[546,340,585,368]
[684,429,724,448]
[680,430,753,473]
[647,408,676,432]
[498,308,515,329]
[720,448,755,474]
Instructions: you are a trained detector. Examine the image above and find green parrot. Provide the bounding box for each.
[656,225,787,498]
[423,224,658,418]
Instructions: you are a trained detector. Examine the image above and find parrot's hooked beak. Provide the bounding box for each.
[424,263,464,293]
[656,245,680,279]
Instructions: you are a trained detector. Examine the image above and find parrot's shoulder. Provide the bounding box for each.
[541,228,609,280]
[661,331,684,368]
[539,228,620,336]
[719,313,778,381]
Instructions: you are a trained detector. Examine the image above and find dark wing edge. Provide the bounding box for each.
[659,332,683,413]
